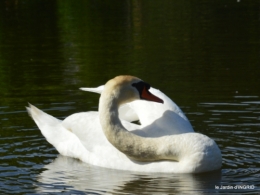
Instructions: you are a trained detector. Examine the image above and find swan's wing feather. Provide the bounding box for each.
[80,85,104,94]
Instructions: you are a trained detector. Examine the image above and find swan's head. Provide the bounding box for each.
[103,75,164,106]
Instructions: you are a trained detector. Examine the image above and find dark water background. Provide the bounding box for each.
[0,0,260,194]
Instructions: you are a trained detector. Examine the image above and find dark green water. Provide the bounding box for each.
[0,0,260,194]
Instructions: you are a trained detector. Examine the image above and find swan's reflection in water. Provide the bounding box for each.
[37,155,221,194]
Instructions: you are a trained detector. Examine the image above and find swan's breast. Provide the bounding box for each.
[159,133,222,173]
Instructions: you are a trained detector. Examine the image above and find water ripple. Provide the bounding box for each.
[1,99,260,194]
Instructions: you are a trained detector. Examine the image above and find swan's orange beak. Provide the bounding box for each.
[141,87,164,104]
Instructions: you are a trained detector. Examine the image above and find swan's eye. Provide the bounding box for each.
[132,81,150,98]
[132,81,163,103]
[144,83,151,90]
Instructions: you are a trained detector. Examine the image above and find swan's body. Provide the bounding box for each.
[27,75,222,173]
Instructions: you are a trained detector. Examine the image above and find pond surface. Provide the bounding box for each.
[0,0,260,194]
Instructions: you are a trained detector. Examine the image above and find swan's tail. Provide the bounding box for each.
[26,103,61,127]
[26,104,89,160]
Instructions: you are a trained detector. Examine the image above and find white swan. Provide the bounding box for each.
[27,75,222,173]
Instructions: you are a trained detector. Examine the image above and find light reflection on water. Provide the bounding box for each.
[37,155,223,195]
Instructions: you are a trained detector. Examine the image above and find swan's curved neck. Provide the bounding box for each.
[98,90,179,162]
